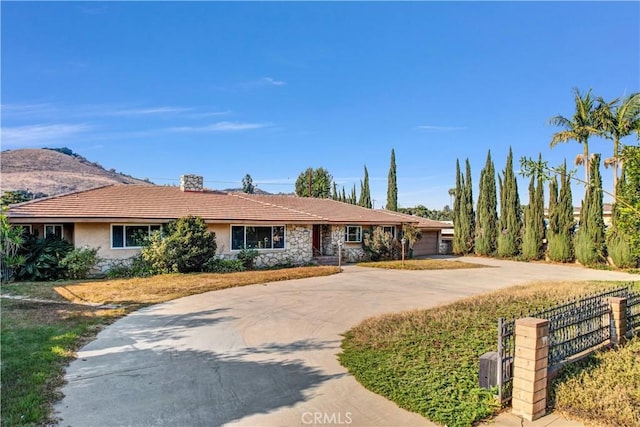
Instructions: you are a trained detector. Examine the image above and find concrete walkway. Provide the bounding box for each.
[54,257,637,426]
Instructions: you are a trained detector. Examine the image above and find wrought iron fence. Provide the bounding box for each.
[627,291,640,336]
[496,285,635,403]
[497,317,515,403]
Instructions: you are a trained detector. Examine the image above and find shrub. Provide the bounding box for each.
[237,247,259,270]
[547,231,573,263]
[204,258,245,273]
[363,227,401,261]
[16,236,73,281]
[106,255,154,278]
[1,215,26,283]
[60,247,100,279]
[141,216,217,273]
[607,232,638,269]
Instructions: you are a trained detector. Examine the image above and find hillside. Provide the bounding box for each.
[0,148,153,197]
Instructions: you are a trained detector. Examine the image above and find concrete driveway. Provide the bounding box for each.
[54,258,638,426]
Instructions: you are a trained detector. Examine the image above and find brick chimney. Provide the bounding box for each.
[180,174,204,192]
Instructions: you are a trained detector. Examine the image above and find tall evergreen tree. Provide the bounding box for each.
[575,154,606,265]
[521,156,545,261]
[453,159,465,255]
[454,159,476,254]
[358,166,372,208]
[386,149,398,211]
[295,167,333,198]
[547,170,572,263]
[557,161,575,261]
[497,147,522,257]
[475,150,498,256]
[341,187,347,203]
[241,174,255,194]
[332,182,339,201]
[350,184,357,205]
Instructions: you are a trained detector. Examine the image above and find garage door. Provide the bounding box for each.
[412,230,439,256]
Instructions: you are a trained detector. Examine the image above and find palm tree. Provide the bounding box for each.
[594,92,640,198]
[549,88,599,185]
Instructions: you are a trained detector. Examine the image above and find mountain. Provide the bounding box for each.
[0,148,153,198]
[222,187,273,195]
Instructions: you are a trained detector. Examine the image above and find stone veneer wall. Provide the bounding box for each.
[252,225,313,267]
[324,225,367,262]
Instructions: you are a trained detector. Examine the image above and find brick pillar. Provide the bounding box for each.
[512,317,549,421]
[609,297,627,346]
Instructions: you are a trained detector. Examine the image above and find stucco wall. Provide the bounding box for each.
[73,222,315,271]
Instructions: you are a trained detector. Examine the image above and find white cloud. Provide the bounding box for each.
[107,106,193,116]
[416,125,467,131]
[1,123,91,146]
[168,121,270,132]
[262,77,286,86]
[1,103,59,119]
[236,77,287,90]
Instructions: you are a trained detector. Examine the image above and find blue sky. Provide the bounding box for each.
[2,2,639,209]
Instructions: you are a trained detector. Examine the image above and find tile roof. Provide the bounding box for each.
[7,185,449,228]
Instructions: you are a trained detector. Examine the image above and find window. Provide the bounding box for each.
[112,224,162,248]
[45,224,63,239]
[345,225,362,243]
[18,225,32,236]
[382,226,396,238]
[231,225,286,250]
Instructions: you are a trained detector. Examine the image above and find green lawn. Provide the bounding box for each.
[339,280,640,427]
[0,300,124,425]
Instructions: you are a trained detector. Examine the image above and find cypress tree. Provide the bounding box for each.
[548,168,574,263]
[575,154,606,265]
[453,159,465,255]
[475,150,498,256]
[341,187,347,203]
[350,184,357,205]
[557,161,575,261]
[548,176,559,235]
[458,159,475,254]
[332,182,339,201]
[359,166,372,208]
[386,149,398,211]
[497,147,522,257]
[521,157,545,261]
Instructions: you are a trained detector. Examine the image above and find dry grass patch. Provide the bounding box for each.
[551,338,640,427]
[357,258,487,270]
[52,266,340,305]
[340,280,639,427]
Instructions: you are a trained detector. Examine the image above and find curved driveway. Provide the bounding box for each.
[55,258,638,426]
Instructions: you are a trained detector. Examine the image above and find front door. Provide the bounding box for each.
[312,225,321,256]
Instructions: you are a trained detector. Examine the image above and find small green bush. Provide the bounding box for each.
[16,236,72,281]
[106,255,155,278]
[237,247,259,269]
[607,232,638,269]
[60,247,100,279]
[141,216,217,273]
[547,232,573,263]
[204,258,245,273]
